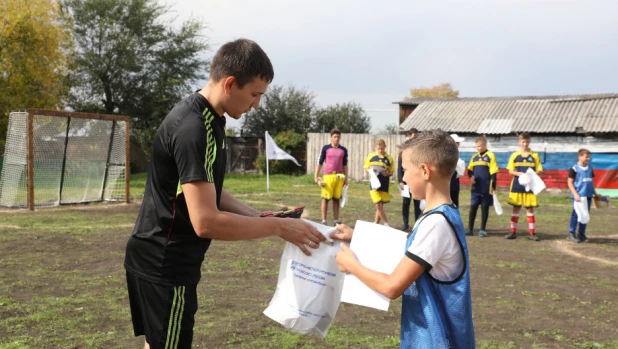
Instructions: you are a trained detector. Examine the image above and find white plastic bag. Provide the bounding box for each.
[518,173,531,192]
[340,185,349,208]
[493,192,503,215]
[263,220,345,337]
[368,169,381,190]
[399,184,410,198]
[573,198,590,224]
[456,158,466,177]
[526,168,546,195]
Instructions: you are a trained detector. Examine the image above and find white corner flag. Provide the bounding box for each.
[265,131,300,192]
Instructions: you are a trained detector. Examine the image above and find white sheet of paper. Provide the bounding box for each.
[341,221,408,311]
[399,184,410,198]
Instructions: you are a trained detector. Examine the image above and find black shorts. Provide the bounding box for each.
[126,271,198,349]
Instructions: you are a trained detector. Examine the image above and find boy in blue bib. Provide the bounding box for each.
[332,129,475,348]
[567,148,601,243]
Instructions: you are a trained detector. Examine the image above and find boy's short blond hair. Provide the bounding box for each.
[376,138,386,147]
[519,132,531,140]
[475,136,487,145]
[400,129,458,179]
[578,148,591,156]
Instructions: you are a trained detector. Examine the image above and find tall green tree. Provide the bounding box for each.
[242,84,315,136]
[60,0,209,154]
[312,102,371,133]
[407,83,459,99]
[0,0,71,154]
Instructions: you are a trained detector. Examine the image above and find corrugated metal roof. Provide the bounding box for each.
[398,95,618,134]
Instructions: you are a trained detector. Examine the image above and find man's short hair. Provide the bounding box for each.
[400,129,458,179]
[407,128,419,137]
[519,132,531,140]
[330,128,341,136]
[578,148,591,156]
[210,38,274,88]
[376,138,386,147]
[475,136,487,145]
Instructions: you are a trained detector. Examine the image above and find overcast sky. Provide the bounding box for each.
[164,0,618,132]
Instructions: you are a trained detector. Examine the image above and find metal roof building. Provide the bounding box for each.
[396,94,618,134]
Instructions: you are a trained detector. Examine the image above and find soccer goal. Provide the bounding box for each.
[0,109,130,210]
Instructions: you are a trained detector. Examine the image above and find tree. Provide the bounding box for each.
[225,127,237,137]
[407,83,459,99]
[60,0,209,154]
[242,84,315,137]
[0,0,71,153]
[374,124,399,135]
[312,102,371,133]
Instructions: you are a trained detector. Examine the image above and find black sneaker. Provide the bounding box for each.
[399,225,410,232]
[528,234,540,241]
[505,232,517,239]
[578,234,589,243]
[567,234,580,243]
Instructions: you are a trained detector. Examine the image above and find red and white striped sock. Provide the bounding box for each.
[527,212,535,234]
[510,214,519,233]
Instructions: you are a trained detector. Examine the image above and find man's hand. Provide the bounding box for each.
[470,176,476,185]
[330,223,353,242]
[335,243,357,273]
[278,219,326,256]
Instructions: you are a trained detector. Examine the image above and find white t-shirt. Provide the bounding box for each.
[406,213,464,282]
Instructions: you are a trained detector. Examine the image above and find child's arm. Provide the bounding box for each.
[506,153,522,177]
[335,244,425,300]
[567,177,581,201]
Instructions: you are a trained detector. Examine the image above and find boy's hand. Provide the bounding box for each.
[330,223,354,242]
[470,176,476,185]
[398,182,405,190]
[574,194,581,201]
[335,243,357,273]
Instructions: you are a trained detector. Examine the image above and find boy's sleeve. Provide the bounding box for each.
[342,147,348,166]
[568,166,577,179]
[506,153,516,171]
[534,153,543,172]
[406,214,458,271]
[467,154,475,171]
[489,152,500,175]
[170,116,209,184]
[363,153,372,169]
[318,146,327,165]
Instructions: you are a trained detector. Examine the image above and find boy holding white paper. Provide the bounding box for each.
[505,132,543,241]
[364,138,395,227]
[567,148,601,243]
[333,129,475,348]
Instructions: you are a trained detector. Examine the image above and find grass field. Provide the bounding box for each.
[1,173,617,348]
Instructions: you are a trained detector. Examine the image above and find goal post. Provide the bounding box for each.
[0,109,130,210]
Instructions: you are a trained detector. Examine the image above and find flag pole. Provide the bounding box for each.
[265,131,270,192]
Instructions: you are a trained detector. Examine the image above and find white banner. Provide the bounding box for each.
[265,131,300,166]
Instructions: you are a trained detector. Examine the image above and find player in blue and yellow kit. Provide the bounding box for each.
[364,138,395,226]
[505,132,543,241]
[466,136,499,237]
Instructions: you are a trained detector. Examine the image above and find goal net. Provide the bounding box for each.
[0,110,129,209]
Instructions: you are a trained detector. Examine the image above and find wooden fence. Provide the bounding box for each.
[306,133,407,182]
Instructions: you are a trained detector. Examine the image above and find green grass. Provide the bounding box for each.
[1,173,617,348]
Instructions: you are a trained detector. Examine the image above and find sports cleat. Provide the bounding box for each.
[465,230,473,236]
[333,220,341,226]
[321,220,327,225]
[479,230,487,237]
[505,232,517,239]
[567,234,580,243]
[384,222,390,227]
[528,233,540,241]
[578,234,589,243]
[399,225,410,232]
